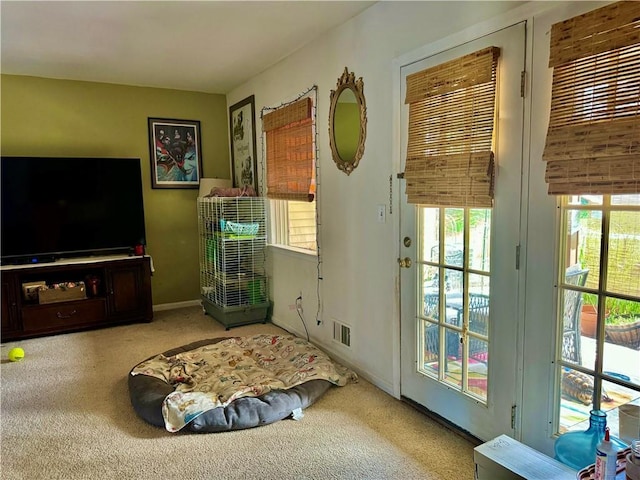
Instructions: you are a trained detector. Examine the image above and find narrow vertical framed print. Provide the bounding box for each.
[229,95,258,192]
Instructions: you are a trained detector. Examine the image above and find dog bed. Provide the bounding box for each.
[128,334,357,433]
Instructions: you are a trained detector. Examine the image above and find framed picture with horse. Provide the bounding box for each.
[229,95,258,193]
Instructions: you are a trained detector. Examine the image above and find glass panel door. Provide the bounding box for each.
[399,22,525,441]
[557,195,640,443]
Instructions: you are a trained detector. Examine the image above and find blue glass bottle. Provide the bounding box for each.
[555,410,628,470]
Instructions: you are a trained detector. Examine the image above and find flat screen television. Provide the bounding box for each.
[1,156,147,265]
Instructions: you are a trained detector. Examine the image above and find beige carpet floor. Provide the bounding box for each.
[1,306,476,479]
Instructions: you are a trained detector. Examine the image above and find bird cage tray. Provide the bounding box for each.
[201,297,269,329]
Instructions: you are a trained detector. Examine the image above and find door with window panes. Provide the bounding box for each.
[557,195,640,441]
[542,1,640,447]
[399,23,526,441]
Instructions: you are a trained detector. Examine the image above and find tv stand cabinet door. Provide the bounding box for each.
[105,258,152,322]
[1,271,21,337]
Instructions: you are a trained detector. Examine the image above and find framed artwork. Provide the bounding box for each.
[148,117,203,189]
[229,95,258,191]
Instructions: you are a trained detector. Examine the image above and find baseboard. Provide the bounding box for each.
[401,395,483,446]
[270,314,395,397]
[153,299,201,312]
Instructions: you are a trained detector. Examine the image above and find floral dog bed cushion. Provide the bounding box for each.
[128,334,357,433]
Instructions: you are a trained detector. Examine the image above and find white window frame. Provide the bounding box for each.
[418,206,491,404]
[265,91,318,255]
[269,199,317,255]
[555,194,640,437]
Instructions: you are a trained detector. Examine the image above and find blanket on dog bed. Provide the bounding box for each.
[129,334,357,432]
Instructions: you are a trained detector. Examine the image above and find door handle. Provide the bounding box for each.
[398,257,412,268]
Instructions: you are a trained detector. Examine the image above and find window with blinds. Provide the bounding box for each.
[263,97,316,202]
[404,46,500,207]
[263,94,317,253]
[546,1,640,440]
[542,1,640,196]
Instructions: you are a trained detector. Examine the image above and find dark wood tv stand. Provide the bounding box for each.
[1,255,153,341]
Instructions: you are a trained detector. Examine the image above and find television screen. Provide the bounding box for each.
[1,157,146,264]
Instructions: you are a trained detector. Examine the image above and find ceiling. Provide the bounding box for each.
[0,1,376,94]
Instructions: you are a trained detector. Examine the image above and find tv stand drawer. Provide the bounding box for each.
[22,299,107,332]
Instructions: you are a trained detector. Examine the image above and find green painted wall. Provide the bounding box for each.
[1,74,230,306]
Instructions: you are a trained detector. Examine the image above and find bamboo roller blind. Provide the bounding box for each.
[263,97,315,201]
[404,46,500,207]
[542,1,640,195]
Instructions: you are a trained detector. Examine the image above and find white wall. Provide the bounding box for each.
[228,1,529,393]
[228,3,610,452]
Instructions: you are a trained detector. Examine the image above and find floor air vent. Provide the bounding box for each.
[333,320,351,347]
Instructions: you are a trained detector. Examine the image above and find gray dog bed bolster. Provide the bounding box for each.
[128,338,332,432]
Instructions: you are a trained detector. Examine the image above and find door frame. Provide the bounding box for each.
[391,1,609,455]
[391,8,538,441]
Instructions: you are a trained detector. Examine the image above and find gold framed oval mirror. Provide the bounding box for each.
[329,67,367,175]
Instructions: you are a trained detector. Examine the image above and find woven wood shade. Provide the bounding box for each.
[543,1,640,195]
[264,98,315,201]
[405,152,494,207]
[263,97,312,132]
[548,1,640,68]
[404,46,499,207]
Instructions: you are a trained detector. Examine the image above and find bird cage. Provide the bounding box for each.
[197,196,268,329]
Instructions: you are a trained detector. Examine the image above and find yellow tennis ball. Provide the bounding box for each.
[8,347,24,362]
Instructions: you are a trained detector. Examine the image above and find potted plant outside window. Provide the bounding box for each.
[580,293,598,338]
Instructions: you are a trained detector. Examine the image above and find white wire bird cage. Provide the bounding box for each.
[197,196,269,329]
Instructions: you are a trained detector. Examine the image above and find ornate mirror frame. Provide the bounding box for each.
[328,67,367,175]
